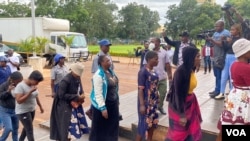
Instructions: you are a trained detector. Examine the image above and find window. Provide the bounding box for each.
[57,37,66,48]
[51,36,56,44]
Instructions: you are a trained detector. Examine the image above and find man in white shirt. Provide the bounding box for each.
[6,49,20,72]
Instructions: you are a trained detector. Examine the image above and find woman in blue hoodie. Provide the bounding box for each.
[89,55,119,141]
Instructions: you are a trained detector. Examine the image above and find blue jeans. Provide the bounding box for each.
[213,64,222,94]
[204,56,211,72]
[220,54,236,93]
[54,84,59,93]
[0,106,19,141]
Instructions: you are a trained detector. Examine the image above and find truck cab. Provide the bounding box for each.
[48,32,89,61]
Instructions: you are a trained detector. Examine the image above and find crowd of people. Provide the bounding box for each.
[0,18,250,141]
[0,50,45,141]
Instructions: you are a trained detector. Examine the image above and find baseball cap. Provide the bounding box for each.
[179,31,189,37]
[0,56,8,62]
[98,39,112,46]
[54,54,65,63]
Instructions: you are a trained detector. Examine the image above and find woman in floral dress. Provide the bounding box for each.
[217,38,250,140]
[136,51,159,141]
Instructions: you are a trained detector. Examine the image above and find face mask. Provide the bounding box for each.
[148,43,155,50]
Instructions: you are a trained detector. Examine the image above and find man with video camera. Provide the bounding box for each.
[207,20,230,98]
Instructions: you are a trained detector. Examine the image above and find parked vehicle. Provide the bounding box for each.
[0,17,89,63]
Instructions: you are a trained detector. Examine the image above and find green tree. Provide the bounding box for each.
[19,37,36,53]
[55,0,88,33]
[164,0,198,39]
[35,37,49,55]
[35,0,58,17]
[191,2,222,37]
[116,2,160,40]
[82,0,117,39]
[0,2,30,17]
[164,4,181,39]
[164,0,222,40]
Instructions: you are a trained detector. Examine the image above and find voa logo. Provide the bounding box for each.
[226,129,247,136]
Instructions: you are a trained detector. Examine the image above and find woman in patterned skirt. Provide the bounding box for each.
[50,63,89,141]
[136,51,159,141]
[216,38,250,141]
[166,47,202,141]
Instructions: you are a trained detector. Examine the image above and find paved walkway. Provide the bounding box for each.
[39,70,226,141]
[3,56,140,141]
[1,126,130,141]
[2,56,226,140]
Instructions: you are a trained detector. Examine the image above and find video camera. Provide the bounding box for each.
[196,29,215,40]
[221,3,232,11]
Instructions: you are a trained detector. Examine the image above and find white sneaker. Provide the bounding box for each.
[215,93,224,99]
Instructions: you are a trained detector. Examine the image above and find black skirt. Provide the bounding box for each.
[89,100,119,141]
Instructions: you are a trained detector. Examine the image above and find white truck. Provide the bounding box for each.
[0,17,89,63]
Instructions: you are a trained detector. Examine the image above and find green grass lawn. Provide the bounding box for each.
[89,43,202,57]
[88,44,143,56]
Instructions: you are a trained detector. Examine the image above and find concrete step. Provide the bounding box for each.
[39,71,224,141]
[131,123,217,141]
[39,120,132,141]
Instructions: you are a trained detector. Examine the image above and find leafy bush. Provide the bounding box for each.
[18,36,49,54]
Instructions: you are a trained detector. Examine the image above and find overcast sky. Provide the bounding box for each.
[1,0,227,24]
[112,0,227,24]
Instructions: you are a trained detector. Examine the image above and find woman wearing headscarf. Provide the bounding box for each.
[50,54,68,97]
[136,51,159,141]
[216,38,250,141]
[89,55,119,141]
[166,47,202,141]
[0,71,23,141]
[50,63,89,141]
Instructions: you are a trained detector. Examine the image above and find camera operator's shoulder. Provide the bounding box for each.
[223,29,231,35]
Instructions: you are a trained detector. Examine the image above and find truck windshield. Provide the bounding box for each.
[67,34,87,48]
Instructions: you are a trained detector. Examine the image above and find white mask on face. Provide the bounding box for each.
[148,43,155,50]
